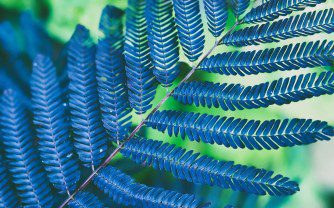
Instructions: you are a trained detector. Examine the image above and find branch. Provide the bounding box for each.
[58,21,240,208]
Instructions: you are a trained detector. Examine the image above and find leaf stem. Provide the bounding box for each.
[58,21,239,208]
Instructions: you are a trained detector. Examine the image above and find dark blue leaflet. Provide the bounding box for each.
[146,110,334,150]
[97,5,133,140]
[99,5,124,36]
[0,155,18,208]
[223,9,334,46]
[231,0,250,18]
[31,55,81,193]
[199,40,334,76]
[67,25,108,169]
[94,165,208,208]
[204,0,228,37]
[122,137,300,195]
[242,0,326,24]
[125,0,157,114]
[0,89,54,207]
[146,0,180,86]
[172,71,334,110]
[173,0,205,62]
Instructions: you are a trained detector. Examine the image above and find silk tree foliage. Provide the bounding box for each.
[0,0,333,207]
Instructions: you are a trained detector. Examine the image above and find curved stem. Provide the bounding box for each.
[58,21,240,208]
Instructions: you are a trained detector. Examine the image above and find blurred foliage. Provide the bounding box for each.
[0,0,333,207]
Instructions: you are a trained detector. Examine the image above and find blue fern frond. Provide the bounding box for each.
[97,40,132,142]
[173,0,205,62]
[0,70,31,108]
[0,22,31,92]
[125,0,157,114]
[97,7,132,141]
[99,5,124,36]
[67,25,108,169]
[146,0,180,86]
[122,137,300,195]
[199,40,334,76]
[0,89,54,207]
[242,0,326,24]
[231,0,250,19]
[19,12,52,59]
[30,55,81,193]
[204,0,228,37]
[172,71,334,110]
[223,9,334,46]
[68,192,104,208]
[146,110,334,150]
[0,155,18,208]
[94,165,209,208]
[0,21,20,58]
